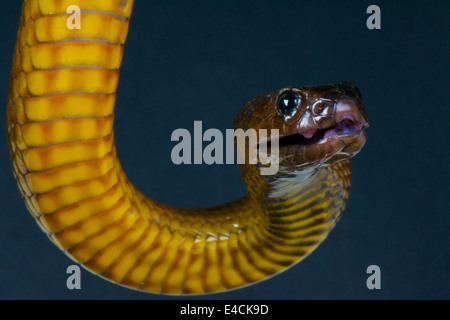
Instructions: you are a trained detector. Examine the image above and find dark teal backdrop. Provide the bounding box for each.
[0,1,448,299]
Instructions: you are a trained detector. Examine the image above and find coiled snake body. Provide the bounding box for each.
[7,0,368,294]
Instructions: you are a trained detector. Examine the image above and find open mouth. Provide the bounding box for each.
[278,129,327,146]
[274,117,362,148]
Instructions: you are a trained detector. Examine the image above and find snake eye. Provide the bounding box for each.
[277,90,300,116]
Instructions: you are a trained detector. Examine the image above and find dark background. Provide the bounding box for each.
[0,1,448,300]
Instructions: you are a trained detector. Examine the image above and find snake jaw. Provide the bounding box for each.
[322,116,362,140]
[268,104,367,167]
[276,112,363,148]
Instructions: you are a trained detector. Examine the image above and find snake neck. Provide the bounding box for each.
[240,160,351,243]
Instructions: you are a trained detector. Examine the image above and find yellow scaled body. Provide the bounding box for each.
[7,0,355,294]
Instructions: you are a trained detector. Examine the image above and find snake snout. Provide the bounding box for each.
[335,97,368,129]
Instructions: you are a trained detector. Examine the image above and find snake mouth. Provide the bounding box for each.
[275,117,363,148]
[278,129,327,146]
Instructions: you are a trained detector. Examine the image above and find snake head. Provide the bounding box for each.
[234,81,369,170]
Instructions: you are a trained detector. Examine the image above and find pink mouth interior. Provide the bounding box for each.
[275,116,362,147]
[301,129,317,139]
[339,117,361,130]
[324,116,362,139]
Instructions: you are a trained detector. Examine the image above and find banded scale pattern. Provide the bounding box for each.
[8,0,353,294]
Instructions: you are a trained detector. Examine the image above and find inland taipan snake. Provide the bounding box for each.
[7,0,369,294]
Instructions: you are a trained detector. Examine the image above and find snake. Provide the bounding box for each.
[7,0,369,295]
